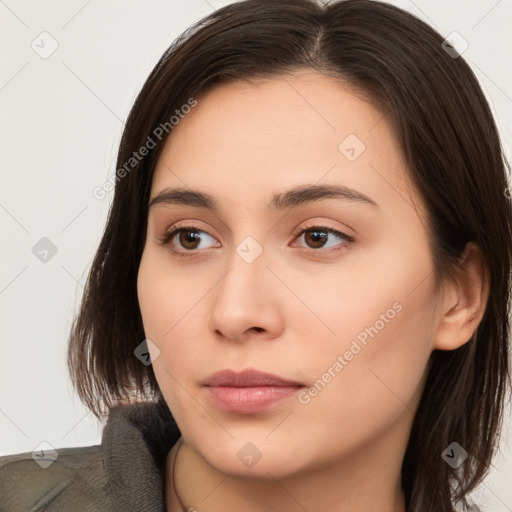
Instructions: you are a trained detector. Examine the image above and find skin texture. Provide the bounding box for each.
[137,71,489,512]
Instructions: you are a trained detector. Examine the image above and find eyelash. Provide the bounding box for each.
[157,223,354,258]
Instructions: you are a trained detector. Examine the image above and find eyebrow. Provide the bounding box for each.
[148,184,378,211]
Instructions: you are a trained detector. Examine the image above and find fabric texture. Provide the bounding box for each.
[0,400,181,511]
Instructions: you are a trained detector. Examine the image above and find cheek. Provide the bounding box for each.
[138,249,202,341]
[287,297,434,458]
[293,239,436,433]
[137,250,211,377]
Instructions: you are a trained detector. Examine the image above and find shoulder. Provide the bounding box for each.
[0,401,180,511]
[0,444,108,511]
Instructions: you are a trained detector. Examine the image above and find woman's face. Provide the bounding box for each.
[137,71,441,479]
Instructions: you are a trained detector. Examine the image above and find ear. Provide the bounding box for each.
[433,242,490,351]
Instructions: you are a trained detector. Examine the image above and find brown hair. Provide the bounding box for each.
[67,1,512,510]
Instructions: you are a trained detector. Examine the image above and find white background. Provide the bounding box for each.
[1,0,511,509]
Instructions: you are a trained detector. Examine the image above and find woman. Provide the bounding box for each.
[1,1,511,511]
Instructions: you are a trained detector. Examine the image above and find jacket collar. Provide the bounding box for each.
[101,399,181,511]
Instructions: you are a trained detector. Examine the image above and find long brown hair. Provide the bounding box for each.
[67,1,512,510]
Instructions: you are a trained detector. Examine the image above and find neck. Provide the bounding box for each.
[165,427,408,512]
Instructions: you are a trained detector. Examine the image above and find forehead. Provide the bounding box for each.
[150,71,418,217]
[157,71,386,163]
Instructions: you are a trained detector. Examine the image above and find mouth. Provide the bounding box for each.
[203,368,305,414]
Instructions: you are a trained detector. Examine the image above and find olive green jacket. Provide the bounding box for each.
[0,401,181,511]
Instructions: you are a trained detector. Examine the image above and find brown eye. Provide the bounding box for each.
[295,226,353,252]
[303,229,329,249]
[157,224,220,256]
[176,229,202,250]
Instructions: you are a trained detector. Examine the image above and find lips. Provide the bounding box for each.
[203,368,303,387]
[203,368,305,414]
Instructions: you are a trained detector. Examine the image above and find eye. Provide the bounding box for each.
[291,225,354,254]
[157,223,354,258]
[157,224,219,254]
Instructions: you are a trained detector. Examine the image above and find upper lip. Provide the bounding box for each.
[203,368,304,387]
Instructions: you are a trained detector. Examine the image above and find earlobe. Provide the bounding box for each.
[432,242,490,351]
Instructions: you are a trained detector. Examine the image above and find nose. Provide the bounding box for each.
[208,246,283,343]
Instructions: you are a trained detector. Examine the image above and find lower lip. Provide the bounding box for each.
[205,385,303,413]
